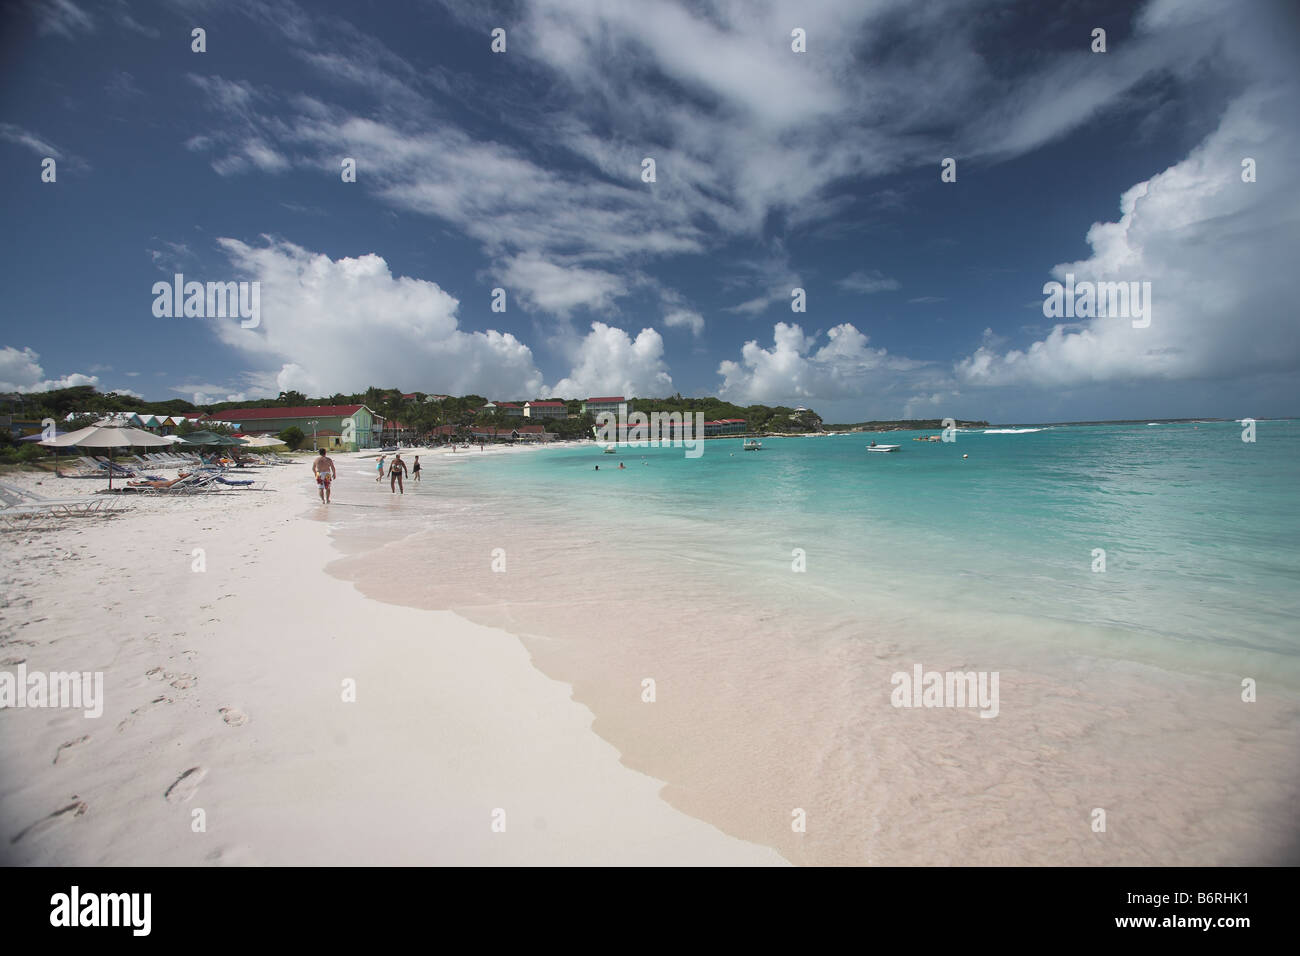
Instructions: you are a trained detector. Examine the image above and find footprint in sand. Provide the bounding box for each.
[10,800,87,845]
[204,844,260,865]
[53,735,90,765]
[169,674,197,690]
[164,767,207,803]
[218,707,248,727]
[116,696,173,732]
[145,666,165,680]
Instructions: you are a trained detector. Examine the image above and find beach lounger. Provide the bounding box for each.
[0,481,126,528]
[0,480,124,513]
[120,472,226,495]
[90,457,145,478]
[54,458,103,478]
[213,475,269,490]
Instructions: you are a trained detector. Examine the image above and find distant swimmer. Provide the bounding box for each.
[594,465,600,470]
[619,462,625,469]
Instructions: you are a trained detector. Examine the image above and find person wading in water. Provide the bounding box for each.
[313,448,337,504]
[389,453,408,495]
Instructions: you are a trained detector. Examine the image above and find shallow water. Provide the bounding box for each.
[324,422,1300,864]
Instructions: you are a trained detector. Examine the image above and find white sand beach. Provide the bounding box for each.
[0,452,785,865]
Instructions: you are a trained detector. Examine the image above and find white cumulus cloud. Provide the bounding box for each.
[498,253,628,318]
[717,322,929,405]
[0,346,99,393]
[549,322,674,398]
[955,85,1300,389]
[205,238,546,399]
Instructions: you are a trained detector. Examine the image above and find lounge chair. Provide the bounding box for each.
[0,481,126,528]
[94,457,138,476]
[213,475,269,490]
[120,472,226,495]
[55,458,103,478]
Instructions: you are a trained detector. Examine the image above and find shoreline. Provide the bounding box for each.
[4,432,1298,866]
[325,442,1300,866]
[0,457,785,865]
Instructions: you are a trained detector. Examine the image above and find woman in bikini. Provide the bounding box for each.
[389,454,407,494]
[126,473,192,489]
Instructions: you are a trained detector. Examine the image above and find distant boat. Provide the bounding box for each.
[603,444,617,454]
[866,443,900,453]
[743,439,763,451]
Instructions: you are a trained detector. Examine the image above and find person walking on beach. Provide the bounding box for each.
[375,455,386,482]
[389,453,407,494]
[313,448,337,504]
[411,455,421,482]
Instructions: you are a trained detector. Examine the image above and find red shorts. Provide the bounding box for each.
[316,474,332,487]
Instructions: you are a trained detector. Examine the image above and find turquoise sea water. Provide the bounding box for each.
[332,419,1300,864]
[431,419,1300,683]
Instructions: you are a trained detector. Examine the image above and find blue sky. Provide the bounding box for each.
[1,0,1297,423]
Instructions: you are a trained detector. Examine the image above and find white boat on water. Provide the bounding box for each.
[603,444,617,453]
[866,443,900,453]
[743,439,762,451]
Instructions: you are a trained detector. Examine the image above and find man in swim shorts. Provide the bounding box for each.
[313,448,337,503]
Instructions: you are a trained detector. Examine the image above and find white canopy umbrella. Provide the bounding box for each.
[237,434,287,447]
[41,424,175,489]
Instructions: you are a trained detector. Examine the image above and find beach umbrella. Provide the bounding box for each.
[182,430,247,446]
[237,434,287,447]
[41,423,174,489]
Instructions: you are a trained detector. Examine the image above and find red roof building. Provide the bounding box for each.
[221,404,366,420]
